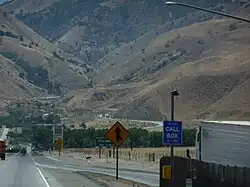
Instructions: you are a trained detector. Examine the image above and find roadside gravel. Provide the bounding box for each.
[42,167,154,187]
[77,171,154,187]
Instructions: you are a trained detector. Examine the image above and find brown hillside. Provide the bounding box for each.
[4,0,59,14]
[0,8,91,108]
[6,0,241,65]
[66,4,250,121]
[0,53,45,109]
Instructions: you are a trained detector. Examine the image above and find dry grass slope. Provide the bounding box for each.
[66,4,250,121]
[0,8,91,109]
[4,0,60,14]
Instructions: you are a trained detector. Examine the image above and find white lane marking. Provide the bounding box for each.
[32,158,158,187]
[32,157,50,187]
[31,157,36,163]
[36,163,78,172]
[37,163,158,186]
[37,167,50,187]
[46,156,61,162]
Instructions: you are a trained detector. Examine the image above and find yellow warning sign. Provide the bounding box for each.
[162,165,172,180]
[105,121,129,147]
[56,138,63,151]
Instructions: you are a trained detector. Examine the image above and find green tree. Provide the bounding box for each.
[80,122,87,129]
[29,125,196,149]
[31,126,52,149]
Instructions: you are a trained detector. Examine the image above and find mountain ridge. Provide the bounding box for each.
[5,0,240,65]
[2,0,250,121]
[65,3,250,121]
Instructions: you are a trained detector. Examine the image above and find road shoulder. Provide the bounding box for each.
[45,152,159,174]
[42,167,154,187]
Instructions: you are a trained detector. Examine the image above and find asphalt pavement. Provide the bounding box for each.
[34,155,159,186]
[33,154,192,187]
[0,153,192,187]
[0,154,49,187]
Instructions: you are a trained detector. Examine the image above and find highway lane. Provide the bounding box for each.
[0,154,49,187]
[34,155,193,187]
[0,154,189,187]
[33,155,159,186]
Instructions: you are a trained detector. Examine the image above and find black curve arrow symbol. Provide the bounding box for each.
[115,126,123,142]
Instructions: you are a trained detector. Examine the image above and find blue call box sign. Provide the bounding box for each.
[163,121,183,145]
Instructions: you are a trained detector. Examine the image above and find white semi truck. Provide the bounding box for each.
[195,120,250,167]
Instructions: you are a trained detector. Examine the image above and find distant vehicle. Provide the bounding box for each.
[195,120,250,167]
[31,148,42,156]
[5,147,13,153]
[31,151,38,156]
[0,140,6,160]
[20,148,27,156]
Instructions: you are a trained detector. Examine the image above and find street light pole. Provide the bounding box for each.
[165,1,250,23]
[52,124,55,150]
[61,124,64,151]
[170,89,179,185]
[170,91,174,157]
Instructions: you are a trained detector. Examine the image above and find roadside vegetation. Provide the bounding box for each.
[0,109,61,128]
[1,110,196,149]
[8,126,196,150]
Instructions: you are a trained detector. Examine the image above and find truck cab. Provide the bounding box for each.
[0,139,6,160]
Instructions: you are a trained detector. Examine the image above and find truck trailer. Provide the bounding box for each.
[195,120,250,167]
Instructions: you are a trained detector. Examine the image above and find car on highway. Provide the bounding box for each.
[31,149,43,156]
[20,148,27,156]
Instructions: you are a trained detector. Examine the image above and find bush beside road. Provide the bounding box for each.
[30,126,196,149]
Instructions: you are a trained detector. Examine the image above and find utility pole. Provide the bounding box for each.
[61,124,64,151]
[52,124,55,150]
[170,89,179,186]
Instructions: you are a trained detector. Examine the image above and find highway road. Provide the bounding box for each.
[0,154,49,187]
[0,153,193,187]
[34,155,159,186]
[0,153,158,187]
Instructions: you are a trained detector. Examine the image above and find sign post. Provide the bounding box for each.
[105,121,129,180]
[95,137,112,158]
[163,121,183,183]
